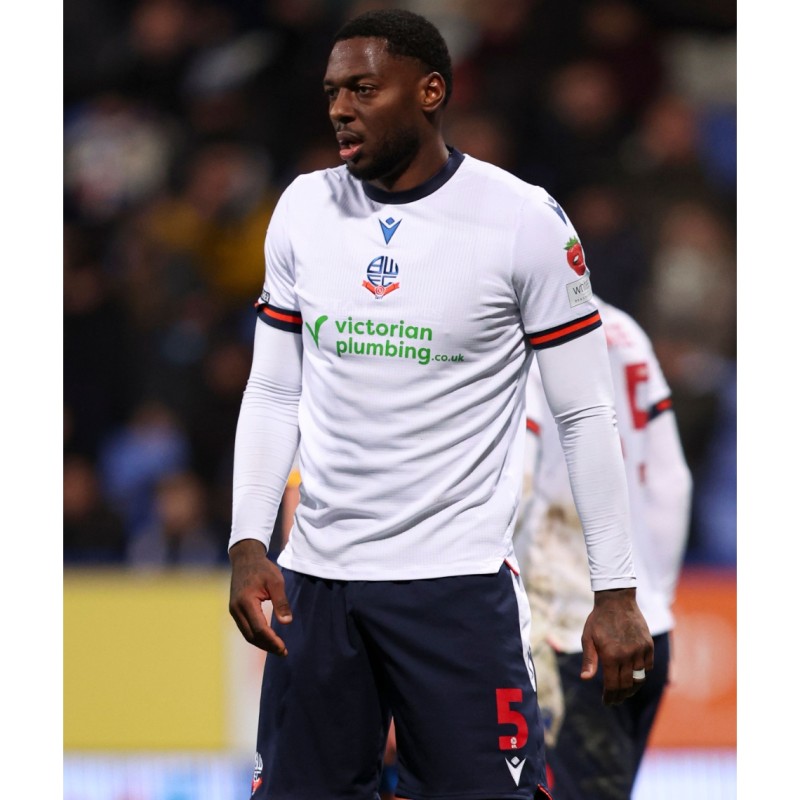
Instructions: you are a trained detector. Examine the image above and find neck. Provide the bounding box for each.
[368,138,449,193]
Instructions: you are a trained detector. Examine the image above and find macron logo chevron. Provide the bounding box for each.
[544,195,567,225]
[379,216,402,244]
[505,755,526,786]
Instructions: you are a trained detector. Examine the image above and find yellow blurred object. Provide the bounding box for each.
[142,194,278,303]
[64,570,229,750]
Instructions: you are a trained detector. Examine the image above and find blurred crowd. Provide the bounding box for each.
[64,0,736,568]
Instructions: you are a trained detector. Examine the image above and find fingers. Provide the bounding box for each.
[228,552,293,656]
[580,638,598,680]
[230,595,289,656]
[267,576,293,625]
[587,636,653,704]
[584,637,646,704]
[601,661,640,706]
[600,655,652,705]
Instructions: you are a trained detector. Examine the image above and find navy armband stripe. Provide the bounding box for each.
[527,310,602,350]
[256,302,303,334]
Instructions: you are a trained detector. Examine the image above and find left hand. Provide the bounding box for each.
[580,587,654,706]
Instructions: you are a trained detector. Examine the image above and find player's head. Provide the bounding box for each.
[324,9,452,182]
[333,10,453,106]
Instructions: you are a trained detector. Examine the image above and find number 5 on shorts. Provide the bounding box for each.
[496,688,529,750]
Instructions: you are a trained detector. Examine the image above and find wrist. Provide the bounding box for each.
[229,538,268,564]
[593,587,637,606]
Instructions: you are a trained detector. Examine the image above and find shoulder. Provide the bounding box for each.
[281,165,350,199]
[456,155,566,216]
[270,166,359,225]
[459,155,553,207]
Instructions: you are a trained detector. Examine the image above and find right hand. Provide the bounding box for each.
[229,539,293,655]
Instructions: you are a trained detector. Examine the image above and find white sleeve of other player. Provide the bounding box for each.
[522,364,547,502]
[645,409,693,604]
[536,326,636,591]
[229,321,303,551]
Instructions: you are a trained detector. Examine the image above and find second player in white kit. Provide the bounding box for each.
[516,296,692,799]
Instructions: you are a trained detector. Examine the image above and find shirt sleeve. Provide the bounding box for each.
[254,183,303,335]
[631,316,672,417]
[512,189,600,349]
[229,185,304,551]
[535,326,637,591]
[523,362,545,498]
[229,319,303,551]
[637,331,692,604]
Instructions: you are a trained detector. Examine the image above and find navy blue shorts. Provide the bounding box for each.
[545,632,671,800]
[250,563,552,800]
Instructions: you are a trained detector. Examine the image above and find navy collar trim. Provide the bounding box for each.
[362,147,464,205]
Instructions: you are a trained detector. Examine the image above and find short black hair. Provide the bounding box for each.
[333,9,453,106]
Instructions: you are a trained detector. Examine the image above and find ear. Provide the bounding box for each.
[420,72,447,113]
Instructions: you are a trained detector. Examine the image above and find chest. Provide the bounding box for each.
[291,203,520,353]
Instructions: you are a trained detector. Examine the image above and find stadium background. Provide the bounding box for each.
[63,0,736,797]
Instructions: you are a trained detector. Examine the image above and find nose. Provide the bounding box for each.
[329,89,355,125]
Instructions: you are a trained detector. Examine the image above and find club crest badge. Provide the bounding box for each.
[363,255,400,299]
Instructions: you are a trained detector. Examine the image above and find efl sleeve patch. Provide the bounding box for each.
[256,301,303,334]
[527,310,602,350]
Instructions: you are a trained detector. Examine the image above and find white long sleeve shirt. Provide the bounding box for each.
[231,150,638,586]
[516,297,692,650]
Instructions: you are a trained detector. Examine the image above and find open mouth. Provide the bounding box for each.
[339,142,363,160]
[337,132,363,161]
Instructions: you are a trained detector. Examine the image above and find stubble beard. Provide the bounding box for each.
[346,125,422,184]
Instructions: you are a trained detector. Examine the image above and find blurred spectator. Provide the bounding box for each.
[644,199,735,358]
[243,0,342,178]
[579,0,664,116]
[128,471,224,566]
[93,0,206,112]
[186,337,252,531]
[64,224,135,458]
[524,58,632,196]
[64,0,128,104]
[620,92,731,247]
[64,455,127,564]
[661,30,735,197]
[64,94,177,224]
[452,0,560,112]
[444,109,518,173]
[140,140,276,304]
[98,401,191,539]
[638,199,735,558]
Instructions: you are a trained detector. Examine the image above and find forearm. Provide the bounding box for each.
[536,328,636,591]
[229,322,303,551]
